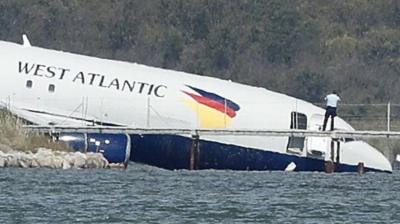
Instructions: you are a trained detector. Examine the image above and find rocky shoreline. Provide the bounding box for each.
[0,147,123,169]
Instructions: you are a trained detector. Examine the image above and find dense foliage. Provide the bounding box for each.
[0,0,399,103]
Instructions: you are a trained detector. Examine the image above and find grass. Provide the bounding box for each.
[0,109,71,152]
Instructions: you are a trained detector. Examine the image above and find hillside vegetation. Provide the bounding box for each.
[0,0,399,104]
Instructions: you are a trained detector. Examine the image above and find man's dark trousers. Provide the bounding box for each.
[323,106,337,131]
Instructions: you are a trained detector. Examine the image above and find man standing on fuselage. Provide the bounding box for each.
[322,91,341,131]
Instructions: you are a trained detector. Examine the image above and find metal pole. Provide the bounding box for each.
[196,102,200,128]
[100,98,103,126]
[330,140,335,162]
[146,97,150,128]
[7,95,11,110]
[84,96,89,122]
[82,97,85,125]
[387,101,391,132]
[224,98,227,128]
[295,100,298,129]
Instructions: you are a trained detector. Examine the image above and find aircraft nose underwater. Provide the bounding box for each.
[341,141,392,173]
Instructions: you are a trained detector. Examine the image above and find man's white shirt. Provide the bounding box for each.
[325,94,340,107]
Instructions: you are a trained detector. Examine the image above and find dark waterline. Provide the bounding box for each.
[0,164,398,224]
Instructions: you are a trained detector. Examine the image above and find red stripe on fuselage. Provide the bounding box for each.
[184,92,236,117]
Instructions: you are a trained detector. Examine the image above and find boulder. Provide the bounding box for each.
[72,152,87,168]
[6,154,18,167]
[17,152,33,168]
[52,156,64,169]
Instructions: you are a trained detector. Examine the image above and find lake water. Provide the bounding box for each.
[0,164,398,223]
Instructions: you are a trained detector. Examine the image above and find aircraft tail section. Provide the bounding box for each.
[22,34,31,47]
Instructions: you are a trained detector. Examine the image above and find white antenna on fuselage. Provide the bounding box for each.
[22,34,31,47]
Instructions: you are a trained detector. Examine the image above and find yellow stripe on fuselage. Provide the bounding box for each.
[183,99,232,128]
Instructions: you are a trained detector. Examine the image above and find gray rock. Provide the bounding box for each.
[6,154,18,167]
[0,147,110,169]
[72,152,87,168]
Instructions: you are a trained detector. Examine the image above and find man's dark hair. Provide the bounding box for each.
[332,90,337,95]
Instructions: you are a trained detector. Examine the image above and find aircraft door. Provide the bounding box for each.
[306,114,329,159]
[286,112,307,154]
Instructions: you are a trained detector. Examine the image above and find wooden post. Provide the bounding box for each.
[326,138,340,173]
[325,161,335,173]
[357,162,364,175]
[335,141,340,165]
[190,134,200,170]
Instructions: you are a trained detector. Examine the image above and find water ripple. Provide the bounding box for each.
[0,166,398,223]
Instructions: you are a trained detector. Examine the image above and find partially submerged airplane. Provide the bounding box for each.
[0,36,392,172]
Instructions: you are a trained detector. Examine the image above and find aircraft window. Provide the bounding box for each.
[287,112,307,153]
[290,112,307,129]
[26,80,33,88]
[48,84,55,92]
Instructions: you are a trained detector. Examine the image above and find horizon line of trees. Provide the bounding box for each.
[0,0,399,104]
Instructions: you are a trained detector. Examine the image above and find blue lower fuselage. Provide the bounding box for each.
[60,133,382,173]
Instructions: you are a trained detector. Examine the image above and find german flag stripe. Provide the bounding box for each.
[186,85,240,111]
[183,91,237,117]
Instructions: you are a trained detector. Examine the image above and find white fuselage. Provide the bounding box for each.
[0,40,392,172]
